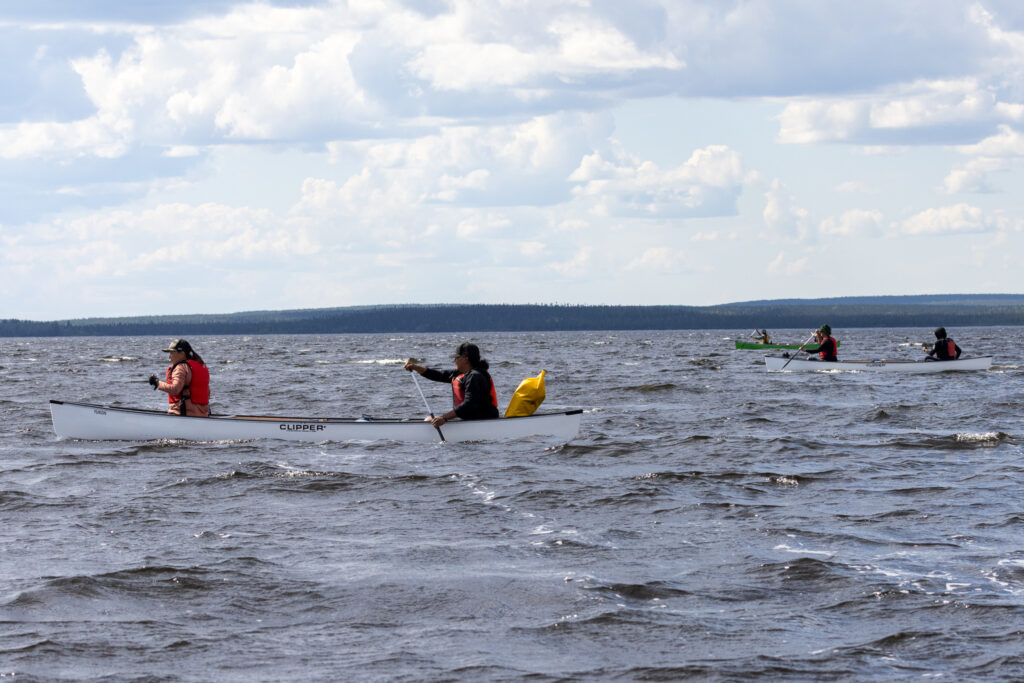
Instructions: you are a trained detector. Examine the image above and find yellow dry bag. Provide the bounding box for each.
[503,370,546,418]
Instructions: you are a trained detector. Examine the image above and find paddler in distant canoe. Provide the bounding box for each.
[924,327,963,361]
[801,325,838,362]
[404,342,499,428]
[751,329,772,344]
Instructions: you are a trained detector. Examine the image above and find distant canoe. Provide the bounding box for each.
[735,340,839,350]
[764,356,992,373]
[50,400,583,444]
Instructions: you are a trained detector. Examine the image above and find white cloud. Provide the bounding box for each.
[894,203,1018,235]
[517,241,545,256]
[8,1,1024,316]
[407,5,682,92]
[555,218,588,232]
[957,124,1024,156]
[0,1,687,161]
[17,202,314,272]
[942,157,1009,193]
[164,145,201,157]
[455,212,512,238]
[819,209,883,236]
[763,179,810,241]
[625,247,685,271]
[766,250,808,276]
[317,113,607,214]
[835,181,871,193]
[570,144,751,218]
[777,78,1017,145]
[549,247,591,277]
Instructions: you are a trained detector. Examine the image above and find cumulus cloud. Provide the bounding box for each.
[570,144,752,218]
[0,1,687,161]
[409,10,682,91]
[835,181,872,193]
[766,250,808,276]
[819,209,883,236]
[777,78,1020,145]
[549,247,592,277]
[7,0,1024,316]
[625,247,685,271]
[771,4,1024,146]
[312,115,755,226]
[942,157,1009,193]
[763,179,810,240]
[318,113,609,212]
[6,0,1006,162]
[958,124,1024,156]
[894,203,1018,235]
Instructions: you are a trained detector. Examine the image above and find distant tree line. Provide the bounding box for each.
[3,297,1024,337]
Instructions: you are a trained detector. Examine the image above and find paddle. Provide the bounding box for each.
[409,365,446,443]
[779,331,817,370]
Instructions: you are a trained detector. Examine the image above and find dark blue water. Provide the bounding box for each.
[2,328,1023,680]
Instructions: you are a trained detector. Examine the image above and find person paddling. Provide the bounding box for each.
[404,342,498,428]
[149,339,210,417]
[925,327,962,361]
[802,325,838,362]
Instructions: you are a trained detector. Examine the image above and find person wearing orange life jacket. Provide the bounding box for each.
[148,339,210,417]
[925,327,962,361]
[404,342,498,428]
[802,324,838,362]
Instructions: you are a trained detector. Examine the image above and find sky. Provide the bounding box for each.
[4,0,1024,320]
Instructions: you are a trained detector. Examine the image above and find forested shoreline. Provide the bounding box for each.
[3,296,1024,336]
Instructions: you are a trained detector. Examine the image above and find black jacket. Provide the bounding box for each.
[927,337,962,360]
[422,367,499,420]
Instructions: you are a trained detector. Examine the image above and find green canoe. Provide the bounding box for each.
[735,340,840,350]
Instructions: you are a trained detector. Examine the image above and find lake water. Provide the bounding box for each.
[2,328,1022,680]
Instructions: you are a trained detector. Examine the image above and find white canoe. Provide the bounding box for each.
[50,400,583,444]
[764,355,993,373]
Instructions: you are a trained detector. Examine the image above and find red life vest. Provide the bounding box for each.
[819,336,838,360]
[945,340,957,358]
[451,373,498,409]
[166,359,210,407]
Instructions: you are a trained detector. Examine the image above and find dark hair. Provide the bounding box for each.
[934,327,947,339]
[455,342,488,371]
[177,340,206,366]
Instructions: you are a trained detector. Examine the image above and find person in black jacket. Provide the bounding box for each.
[404,342,499,427]
[925,327,962,361]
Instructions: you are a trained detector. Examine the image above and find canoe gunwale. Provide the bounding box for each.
[763,355,993,372]
[49,399,582,424]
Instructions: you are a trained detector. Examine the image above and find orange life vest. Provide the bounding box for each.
[451,372,498,409]
[936,339,957,359]
[166,359,210,407]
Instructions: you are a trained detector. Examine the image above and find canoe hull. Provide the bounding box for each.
[763,356,993,373]
[50,401,582,444]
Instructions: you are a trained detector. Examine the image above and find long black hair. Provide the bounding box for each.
[175,340,206,366]
[456,342,489,372]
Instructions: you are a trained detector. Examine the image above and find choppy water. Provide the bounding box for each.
[2,328,1023,681]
